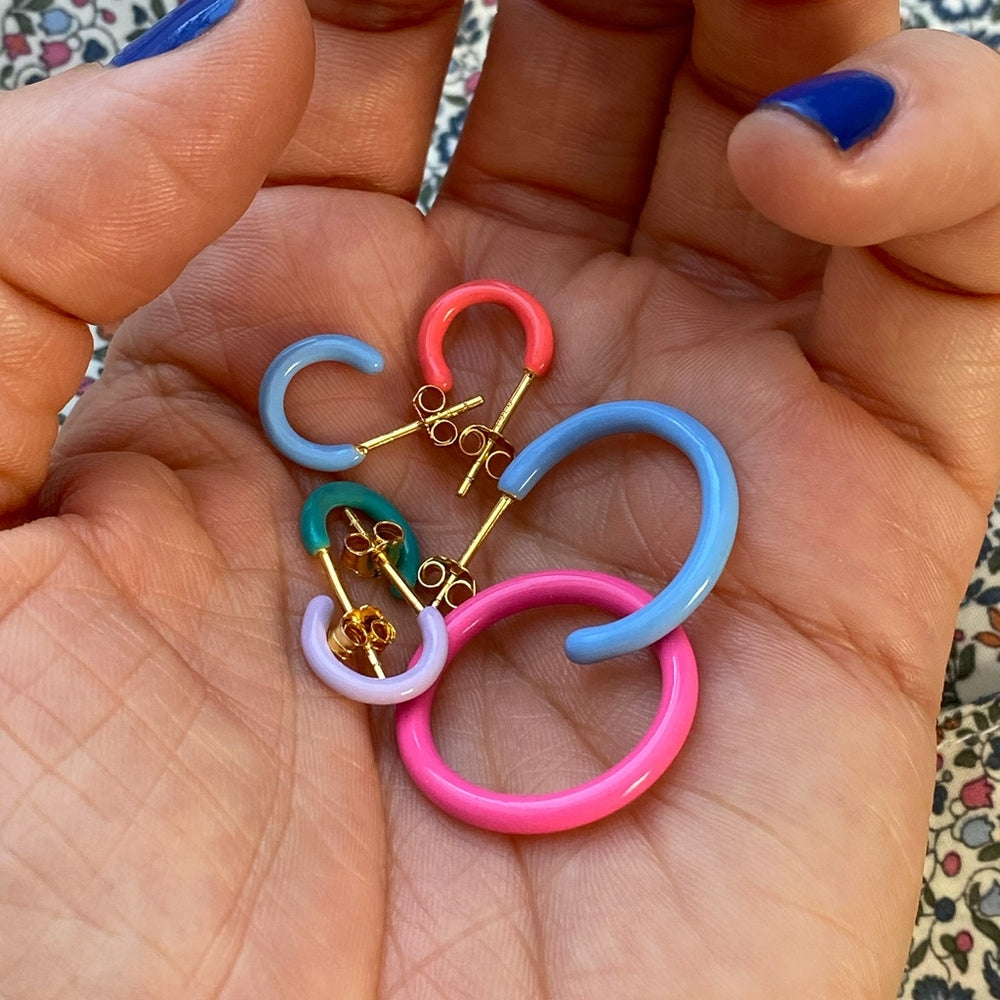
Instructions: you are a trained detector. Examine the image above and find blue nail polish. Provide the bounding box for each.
[758,70,896,151]
[110,0,238,67]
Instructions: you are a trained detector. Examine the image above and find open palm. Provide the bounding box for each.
[3,1,999,997]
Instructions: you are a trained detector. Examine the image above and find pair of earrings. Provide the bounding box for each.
[259,280,556,678]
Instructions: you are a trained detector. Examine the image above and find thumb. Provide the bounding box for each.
[726,28,1000,506]
[0,0,314,513]
[1,0,314,320]
[726,29,1000,261]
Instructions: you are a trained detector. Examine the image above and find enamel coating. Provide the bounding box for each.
[497,400,738,664]
[395,570,698,834]
[259,334,383,471]
[416,280,554,391]
[299,481,421,586]
[302,598,449,704]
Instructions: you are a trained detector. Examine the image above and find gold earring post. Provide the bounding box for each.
[424,494,516,608]
[340,508,425,614]
[457,370,535,496]
[315,547,387,679]
[357,393,484,454]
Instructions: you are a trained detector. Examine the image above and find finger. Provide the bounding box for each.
[0,289,93,517]
[632,0,898,291]
[268,0,464,197]
[437,0,690,247]
[0,0,313,514]
[53,187,447,468]
[693,0,898,100]
[729,30,1000,275]
[0,0,313,321]
[727,30,1000,502]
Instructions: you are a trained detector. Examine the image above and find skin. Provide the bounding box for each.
[2,0,999,996]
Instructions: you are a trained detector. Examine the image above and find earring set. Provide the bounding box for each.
[258,280,738,832]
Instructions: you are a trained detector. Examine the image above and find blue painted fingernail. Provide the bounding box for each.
[758,70,896,151]
[110,0,238,67]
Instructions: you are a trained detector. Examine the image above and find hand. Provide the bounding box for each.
[2,1,997,997]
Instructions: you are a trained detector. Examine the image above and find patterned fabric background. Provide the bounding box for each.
[4,0,1000,995]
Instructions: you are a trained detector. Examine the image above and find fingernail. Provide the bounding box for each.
[758,70,896,151]
[110,0,238,67]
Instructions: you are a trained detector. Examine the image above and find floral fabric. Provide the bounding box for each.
[922,501,1000,995]
[905,706,1000,998]
[901,0,1000,47]
[0,0,164,87]
[5,0,1000,995]
[948,498,1000,707]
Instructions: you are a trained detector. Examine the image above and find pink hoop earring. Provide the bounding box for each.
[394,569,698,835]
